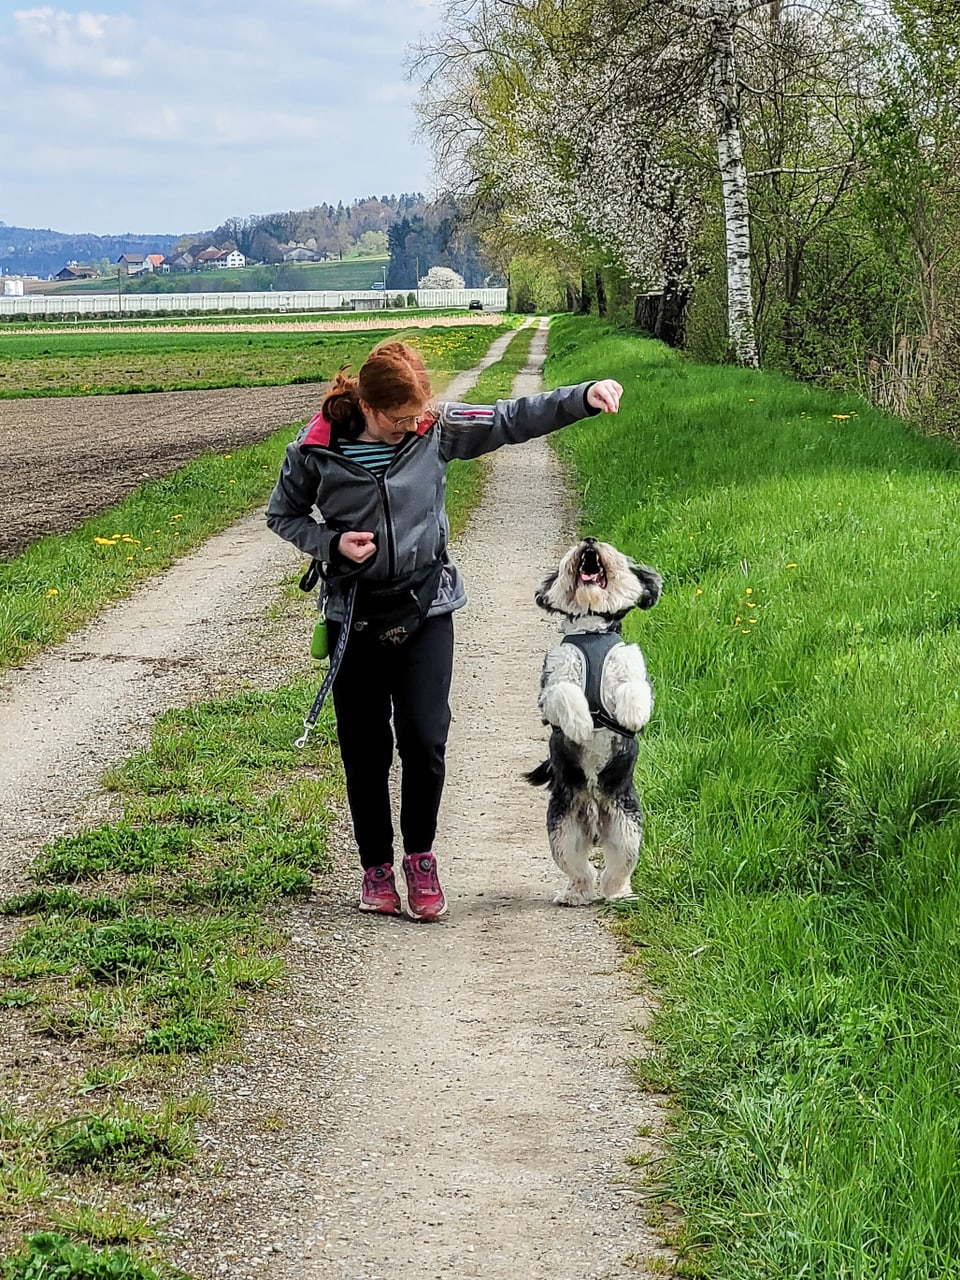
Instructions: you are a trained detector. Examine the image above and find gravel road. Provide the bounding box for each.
[0,322,668,1278]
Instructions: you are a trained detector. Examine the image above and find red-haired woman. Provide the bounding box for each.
[267,340,623,920]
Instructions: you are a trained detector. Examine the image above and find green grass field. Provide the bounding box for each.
[544,315,960,1279]
[0,323,513,398]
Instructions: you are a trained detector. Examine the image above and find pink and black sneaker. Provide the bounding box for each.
[402,851,447,921]
[359,863,402,915]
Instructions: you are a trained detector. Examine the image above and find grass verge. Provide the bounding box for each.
[544,314,960,1279]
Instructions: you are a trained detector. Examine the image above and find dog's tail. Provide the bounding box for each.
[524,760,553,787]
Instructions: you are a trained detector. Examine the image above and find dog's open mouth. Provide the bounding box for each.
[577,545,607,590]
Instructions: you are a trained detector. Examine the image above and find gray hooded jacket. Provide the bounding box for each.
[265,382,599,621]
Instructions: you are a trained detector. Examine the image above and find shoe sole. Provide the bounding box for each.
[358,899,402,915]
[405,901,448,922]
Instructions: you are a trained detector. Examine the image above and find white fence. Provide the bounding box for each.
[0,287,508,319]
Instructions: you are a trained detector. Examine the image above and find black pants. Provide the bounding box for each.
[327,613,454,869]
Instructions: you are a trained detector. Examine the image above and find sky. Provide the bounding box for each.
[1,1,444,235]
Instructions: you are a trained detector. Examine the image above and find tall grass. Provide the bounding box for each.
[545,316,960,1279]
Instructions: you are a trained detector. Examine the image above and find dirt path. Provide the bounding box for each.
[0,321,666,1278]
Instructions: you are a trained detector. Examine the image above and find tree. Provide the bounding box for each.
[356,230,389,256]
[418,265,466,289]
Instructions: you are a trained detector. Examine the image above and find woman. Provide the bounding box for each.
[267,340,622,920]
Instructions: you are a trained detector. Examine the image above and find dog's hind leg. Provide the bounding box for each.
[547,799,598,906]
[597,801,642,900]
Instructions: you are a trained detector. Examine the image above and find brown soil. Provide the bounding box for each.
[0,383,324,560]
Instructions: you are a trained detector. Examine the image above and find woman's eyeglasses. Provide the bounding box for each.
[384,408,437,431]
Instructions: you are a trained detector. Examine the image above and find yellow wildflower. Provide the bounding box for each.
[832,413,852,421]
[46,588,59,598]
[745,588,753,595]
[695,588,703,596]
[94,537,117,546]
[786,563,798,569]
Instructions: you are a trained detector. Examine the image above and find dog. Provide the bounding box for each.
[526,538,662,905]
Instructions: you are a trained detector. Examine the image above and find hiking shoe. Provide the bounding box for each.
[359,863,402,915]
[402,852,448,921]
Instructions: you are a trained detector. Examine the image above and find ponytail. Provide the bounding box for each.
[320,367,366,439]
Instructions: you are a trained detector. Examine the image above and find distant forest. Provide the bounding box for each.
[212,195,504,288]
[1,193,503,286]
[0,227,180,279]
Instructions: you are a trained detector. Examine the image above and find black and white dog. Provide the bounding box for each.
[526,538,662,905]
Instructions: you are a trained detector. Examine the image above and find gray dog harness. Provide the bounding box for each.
[560,631,636,737]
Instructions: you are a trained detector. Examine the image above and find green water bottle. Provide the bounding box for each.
[311,615,329,661]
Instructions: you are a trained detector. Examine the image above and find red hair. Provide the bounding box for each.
[321,342,433,439]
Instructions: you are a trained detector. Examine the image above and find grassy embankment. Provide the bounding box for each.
[0,322,535,1277]
[0,321,514,399]
[543,314,960,1279]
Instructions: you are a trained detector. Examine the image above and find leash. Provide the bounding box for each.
[295,581,358,749]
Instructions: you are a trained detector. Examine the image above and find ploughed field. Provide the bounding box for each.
[0,383,325,560]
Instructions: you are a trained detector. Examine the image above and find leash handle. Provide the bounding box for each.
[295,582,357,749]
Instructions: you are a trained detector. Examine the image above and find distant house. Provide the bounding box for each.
[219,250,245,269]
[282,246,324,263]
[145,254,166,273]
[55,264,98,281]
[194,247,225,269]
[117,253,147,276]
[165,251,195,273]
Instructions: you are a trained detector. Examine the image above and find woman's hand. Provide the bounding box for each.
[586,379,624,413]
[339,531,377,564]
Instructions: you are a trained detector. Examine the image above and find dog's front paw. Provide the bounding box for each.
[613,685,653,733]
[558,706,595,745]
[553,883,600,907]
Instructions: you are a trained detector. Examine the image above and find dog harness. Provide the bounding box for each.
[561,630,636,737]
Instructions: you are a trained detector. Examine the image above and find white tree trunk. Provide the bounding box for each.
[710,8,759,366]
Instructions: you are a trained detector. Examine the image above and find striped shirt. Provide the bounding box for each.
[338,439,400,478]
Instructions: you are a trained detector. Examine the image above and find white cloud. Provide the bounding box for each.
[1,0,443,232]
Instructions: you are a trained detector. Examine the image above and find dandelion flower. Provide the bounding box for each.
[832,413,852,421]
[695,589,703,596]
[745,588,753,595]
[749,617,757,624]
[94,536,117,546]
[735,616,742,624]
[786,563,798,569]
[144,546,152,552]
[46,588,59,598]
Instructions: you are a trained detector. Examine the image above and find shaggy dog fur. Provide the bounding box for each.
[526,539,661,905]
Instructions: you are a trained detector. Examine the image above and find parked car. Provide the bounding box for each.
[468,299,483,310]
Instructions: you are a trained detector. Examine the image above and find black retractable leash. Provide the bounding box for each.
[294,579,358,749]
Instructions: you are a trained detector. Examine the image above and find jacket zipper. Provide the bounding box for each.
[377,475,397,579]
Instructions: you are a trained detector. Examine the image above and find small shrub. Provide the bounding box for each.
[1,1231,168,1279]
[44,1110,193,1174]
